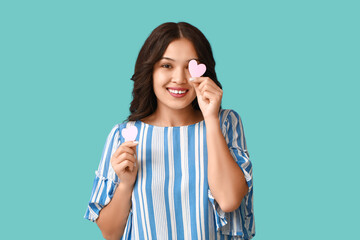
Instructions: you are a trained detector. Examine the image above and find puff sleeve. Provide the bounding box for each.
[84,124,123,222]
[208,109,255,239]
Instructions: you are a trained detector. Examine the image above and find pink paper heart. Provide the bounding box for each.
[189,59,206,78]
[121,126,138,142]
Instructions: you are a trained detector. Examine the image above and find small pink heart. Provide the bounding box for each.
[121,126,138,142]
[189,59,206,78]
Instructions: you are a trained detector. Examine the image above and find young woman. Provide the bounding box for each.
[84,22,255,240]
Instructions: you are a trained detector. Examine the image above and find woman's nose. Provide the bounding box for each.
[172,67,188,84]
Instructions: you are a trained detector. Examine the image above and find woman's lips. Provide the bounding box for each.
[167,88,189,98]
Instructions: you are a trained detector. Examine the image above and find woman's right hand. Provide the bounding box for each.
[110,141,139,188]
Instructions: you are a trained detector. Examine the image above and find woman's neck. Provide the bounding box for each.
[141,108,204,127]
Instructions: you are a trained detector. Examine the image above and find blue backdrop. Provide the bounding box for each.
[1,0,359,239]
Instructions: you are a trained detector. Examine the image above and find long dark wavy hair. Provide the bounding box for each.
[126,22,222,122]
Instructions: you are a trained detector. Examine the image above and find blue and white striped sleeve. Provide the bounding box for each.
[208,109,255,239]
[84,124,123,222]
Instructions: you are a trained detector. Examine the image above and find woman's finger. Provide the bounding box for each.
[113,141,138,158]
[129,145,138,157]
[190,77,217,87]
[199,84,219,96]
[190,77,220,97]
[117,160,135,173]
[198,79,220,92]
[189,77,205,83]
[202,91,217,102]
[113,152,137,165]
[190,80,202,97]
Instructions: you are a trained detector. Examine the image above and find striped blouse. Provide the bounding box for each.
[84,109,255,239]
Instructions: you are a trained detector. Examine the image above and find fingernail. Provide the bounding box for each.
[189,77,195,81]
[133,141,139,144]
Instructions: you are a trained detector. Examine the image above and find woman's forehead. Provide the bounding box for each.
[162,39,198,58]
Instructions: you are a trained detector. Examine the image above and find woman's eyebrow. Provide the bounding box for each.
[161,57,199,62]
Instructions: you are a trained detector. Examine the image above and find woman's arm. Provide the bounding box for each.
[189,77,249,212]
[205,117,248,213]
[96,140,138,239]
[96,182,133,240]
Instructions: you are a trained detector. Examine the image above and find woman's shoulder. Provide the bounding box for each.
[219,108,241,123]
[219,108,241,116]
[107,120,137,134]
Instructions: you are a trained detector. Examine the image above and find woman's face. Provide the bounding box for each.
[152,38,199,113]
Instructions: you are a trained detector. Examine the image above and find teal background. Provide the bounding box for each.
[1,0,359,239]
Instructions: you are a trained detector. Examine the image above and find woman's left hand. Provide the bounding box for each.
[189,77,223,120]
